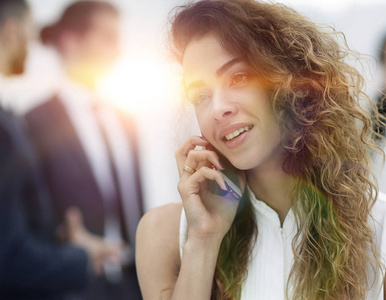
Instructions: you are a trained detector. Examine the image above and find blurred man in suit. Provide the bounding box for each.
[0,0,123,299]
[26,2,144,300]
[374,35,386,139]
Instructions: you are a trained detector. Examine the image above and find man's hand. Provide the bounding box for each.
[63,207,124,274]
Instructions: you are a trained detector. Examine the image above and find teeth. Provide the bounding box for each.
[225,126,252,141]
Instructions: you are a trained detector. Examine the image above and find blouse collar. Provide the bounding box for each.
[247,185,296,231]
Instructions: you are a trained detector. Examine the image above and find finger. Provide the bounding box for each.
[106,240,126,259]
[176,136,209,158]
[176,136,208,176]
[100,244,123,264]
[180,167,227,197]
[105,254,122,265]
[196,157,213,172]
[181,150,223,178]
[193,167,227,191]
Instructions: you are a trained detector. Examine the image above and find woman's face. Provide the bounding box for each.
[182,34,284,171]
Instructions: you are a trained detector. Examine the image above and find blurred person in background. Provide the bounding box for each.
[373,35,386,140]
[0,0,123,299]
[372,35,386,194]
[25,1,143,300]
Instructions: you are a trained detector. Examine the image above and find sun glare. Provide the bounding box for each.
[97,54,181,115]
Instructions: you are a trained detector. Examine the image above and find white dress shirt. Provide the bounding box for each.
[59,81,118,213]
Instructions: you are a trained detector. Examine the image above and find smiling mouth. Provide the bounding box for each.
[224,125,253,141]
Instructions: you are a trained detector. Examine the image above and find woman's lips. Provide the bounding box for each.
[219,123,253,140]
[223,126,253,149]
[224,125,253,141]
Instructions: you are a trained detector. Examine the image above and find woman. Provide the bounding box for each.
[136,0,386,299]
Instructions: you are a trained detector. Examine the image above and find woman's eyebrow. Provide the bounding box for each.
[216,58,242,78]
[184,78,204,93]
[184,58,242,92]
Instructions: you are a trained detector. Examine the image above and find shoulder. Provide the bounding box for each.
[0,110,23,158]
[0,109,15,140]
[136,203,183,298]
[136,202,183,262]
[25,97,68,141]
[137,203,183,244]
[25,96,62,123]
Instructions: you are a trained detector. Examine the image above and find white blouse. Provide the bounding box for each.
[179,187,386,299]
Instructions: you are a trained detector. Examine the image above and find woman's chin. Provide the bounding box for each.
[228,160,253,171]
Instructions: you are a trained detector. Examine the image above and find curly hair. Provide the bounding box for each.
[170,0,384,299]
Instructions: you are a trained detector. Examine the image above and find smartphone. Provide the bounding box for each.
[205,141,243,201]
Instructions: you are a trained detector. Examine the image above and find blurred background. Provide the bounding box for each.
[7,0,386,211]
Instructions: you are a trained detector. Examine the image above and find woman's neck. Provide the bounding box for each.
[247,163,294,226]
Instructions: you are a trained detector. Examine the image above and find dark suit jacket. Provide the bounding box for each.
[374,91,386,140]
[25,96,144,300]
[25,96,144,242]
[0,107,89,300]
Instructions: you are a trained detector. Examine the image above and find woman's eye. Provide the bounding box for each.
[188,92,211,105]
[230,72,249,87]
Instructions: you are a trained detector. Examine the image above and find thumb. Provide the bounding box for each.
[65,207,84,232]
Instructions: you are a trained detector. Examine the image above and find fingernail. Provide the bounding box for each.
[200,136,206,140]
[220,181,227,191]
[218,160,225,170]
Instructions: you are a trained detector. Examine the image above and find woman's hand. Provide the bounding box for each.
[176,136,243,244]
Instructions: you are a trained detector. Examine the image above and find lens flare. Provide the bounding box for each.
[97,54,181,114]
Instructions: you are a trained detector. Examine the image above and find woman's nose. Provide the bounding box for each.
[211,89,237,121]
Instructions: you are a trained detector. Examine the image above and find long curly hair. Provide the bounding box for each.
[169,0,383,299]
